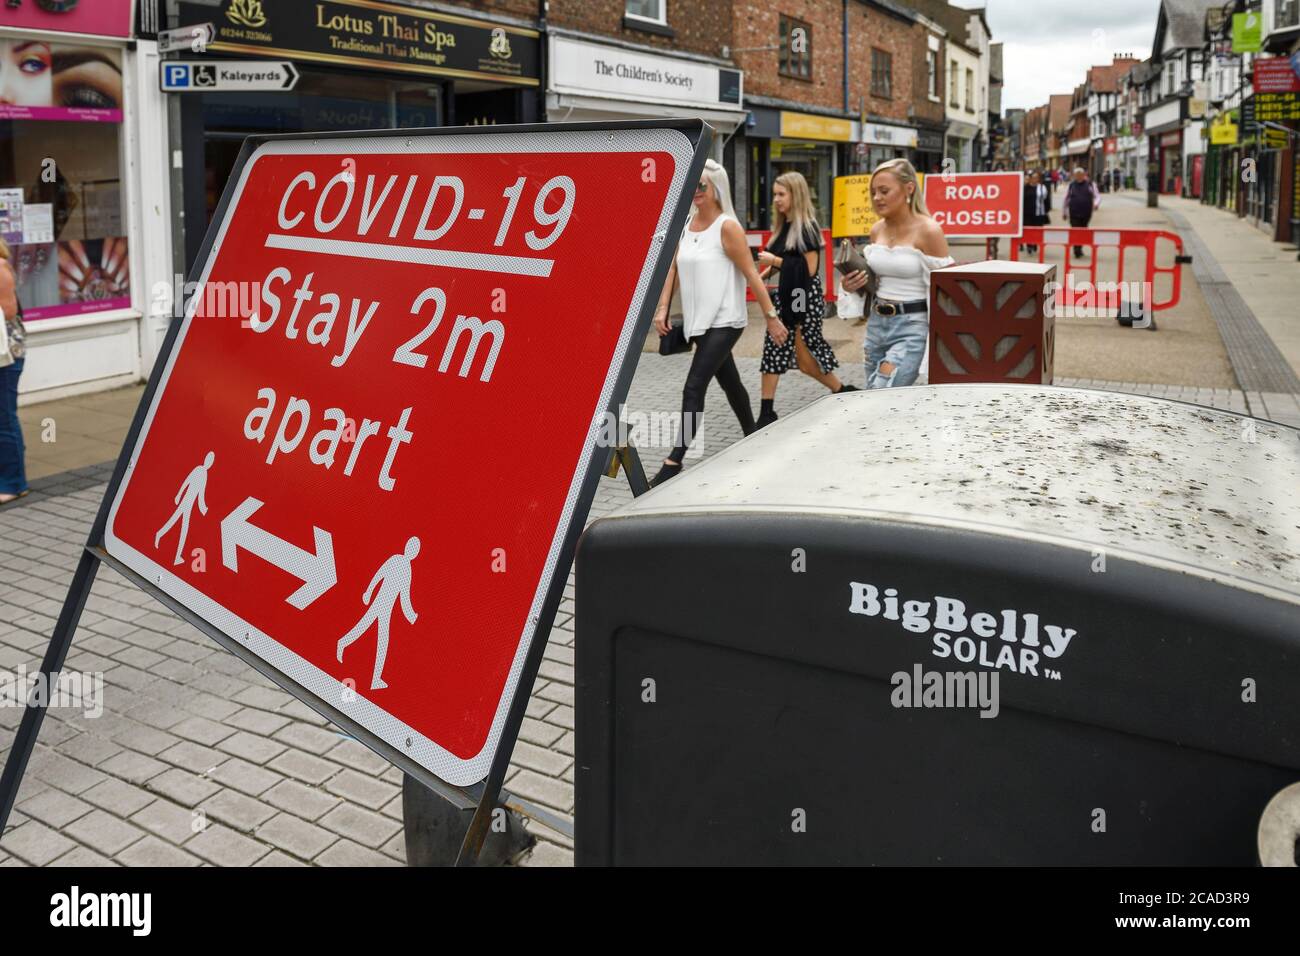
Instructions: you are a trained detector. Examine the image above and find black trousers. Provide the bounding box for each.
[671,325,753,463]
[1069,214,1091,256]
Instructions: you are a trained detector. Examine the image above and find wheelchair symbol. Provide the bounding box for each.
[193,65,218,88]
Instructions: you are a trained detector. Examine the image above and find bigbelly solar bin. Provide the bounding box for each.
[574,385,1300,866]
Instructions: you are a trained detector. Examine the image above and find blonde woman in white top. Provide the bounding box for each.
[841,158,953,388]
[650,159,781,486]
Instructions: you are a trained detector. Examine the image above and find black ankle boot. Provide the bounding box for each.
[650,461,682,487]
[755,408,778,430]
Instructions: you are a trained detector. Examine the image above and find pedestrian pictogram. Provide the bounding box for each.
[154,451,214,566]
[336,537,421,690]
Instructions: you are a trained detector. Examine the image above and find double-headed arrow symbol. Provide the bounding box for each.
[220,497,336,609]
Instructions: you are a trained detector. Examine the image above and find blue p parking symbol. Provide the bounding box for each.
[163,64,190,89]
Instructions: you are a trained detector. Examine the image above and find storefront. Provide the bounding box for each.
[1242,132,1283,234]
[1147,128,1184,195]
[1241,76,1300,242]
[1066,137,1091,174]
[546,32,744,142]
[1,0,163,402]
[851,120,919,174]
[1143,98,1188,195]
[1203,111,1240,210]
[169,0,541,269]
[746,107,848,230]
[913,124,946,176]
[945,118,979,173]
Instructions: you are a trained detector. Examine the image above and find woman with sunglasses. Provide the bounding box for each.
[650,160,778,486]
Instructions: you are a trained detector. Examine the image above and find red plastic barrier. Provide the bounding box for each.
[1008,227,1189,315]
[745,228,837,303]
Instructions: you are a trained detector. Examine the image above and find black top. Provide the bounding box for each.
[767,222,822,325]
[1021,183,1050,226]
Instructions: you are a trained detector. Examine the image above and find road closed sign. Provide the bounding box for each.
[101,123,706,788]
[924,171,1023,238]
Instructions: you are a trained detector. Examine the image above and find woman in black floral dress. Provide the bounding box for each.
[756,172,855,428]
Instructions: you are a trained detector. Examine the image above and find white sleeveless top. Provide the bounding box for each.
[676,213,748,340]
[862,243,955,303]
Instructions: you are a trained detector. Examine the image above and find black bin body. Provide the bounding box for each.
[575,386,1300,865]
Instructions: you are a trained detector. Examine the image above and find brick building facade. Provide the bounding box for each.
[465,0,993,232]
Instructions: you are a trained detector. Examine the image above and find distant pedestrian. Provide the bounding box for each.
[1063,167,1101,258]
[755,171,854,429]
[1021,170,1050,254]
[650,159,769,486]
[0,238,27,508]
[840,159,954,389]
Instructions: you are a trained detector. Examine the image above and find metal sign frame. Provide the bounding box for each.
[0,119,710,865]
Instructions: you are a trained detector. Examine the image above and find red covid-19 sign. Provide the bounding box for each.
[924,171,1024,237]
[103,126,701,786]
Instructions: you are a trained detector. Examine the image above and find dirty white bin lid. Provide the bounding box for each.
[614,385,1300,604]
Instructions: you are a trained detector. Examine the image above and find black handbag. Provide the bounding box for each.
[658,323,692,356]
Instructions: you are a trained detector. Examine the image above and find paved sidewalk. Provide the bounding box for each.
[0,351,831,869]
[14,388,145,483]
[1155,193,1300,383]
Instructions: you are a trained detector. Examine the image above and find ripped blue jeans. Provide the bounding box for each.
[864,304,929,388]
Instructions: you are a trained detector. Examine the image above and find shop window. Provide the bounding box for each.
[927,49,939,100]
[779,16,812,80]
[625,0,666,24]
[0,39,129,322]
[965,69,974,111]
[949,59,959,107]
[1278,0,1299,28]
[871,49,892,99]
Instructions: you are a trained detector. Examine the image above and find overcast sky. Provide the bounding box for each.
[966,0,1163,111]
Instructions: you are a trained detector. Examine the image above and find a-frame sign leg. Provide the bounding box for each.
[603,442,650,497]
[452,442,650,866]
[0,547,101,836]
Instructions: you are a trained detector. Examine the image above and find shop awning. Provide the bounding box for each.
[546,93,747,133]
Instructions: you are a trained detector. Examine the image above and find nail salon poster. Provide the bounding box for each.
[13,238,131,322]
[0,0,133,39]
[0,39,124,122]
